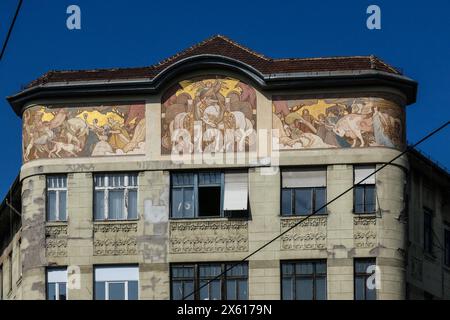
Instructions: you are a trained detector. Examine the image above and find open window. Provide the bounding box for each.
[171,171,248,219]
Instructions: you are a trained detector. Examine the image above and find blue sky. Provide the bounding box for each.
[0,0,449,198]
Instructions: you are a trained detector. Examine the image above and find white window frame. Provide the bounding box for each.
[95,266,139,300]
[47,175,68,221]
[47,268,68,300]
[94,173,138,220]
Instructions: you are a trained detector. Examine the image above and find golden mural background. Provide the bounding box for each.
[161,76,257,154]
[22,102,146,162]
[272,96,404,150]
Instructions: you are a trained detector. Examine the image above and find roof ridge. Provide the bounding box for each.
[154,34,270,67]
[370,55,400,74]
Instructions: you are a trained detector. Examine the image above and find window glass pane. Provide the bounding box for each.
[199,172,221,185]
[282,277,293,300]
[47,191,57,221]
[366,285,376,300]
[296,262,313,275]
[200,280,221,300]
[355,277,365,300]
[95,282,105,300]
[128,281,138,300]
[315,261,327,275]
[58,191,67,220]
[171,188,183,218]
[108,282,125,300]
[282,263,293,275]
[226,280,237,300]
[281,189,292,216]
[314,187,326,214]
[365,185,376,212]
[47,283,56,300]
[296,278,313,300]
[94,190,105,220]
[183,188,195,218]
[295,189,312,215]
[173,173,194,186]
[128,190,138,220]
[183,281,194,300]
[109,190,125,219]
[354,186,365,213]
[238,279,248,300]
[59,283,67,300]
[172,281,183,300]
[315,277,327,300]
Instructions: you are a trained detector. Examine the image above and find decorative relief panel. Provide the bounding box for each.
[280,216,327,250]
[169,220,248,253]
[45,224,68,257]
[93,223,138,256]
[353,216,377,248]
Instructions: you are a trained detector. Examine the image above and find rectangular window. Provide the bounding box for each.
[8,252,12,294]
[281,168,327,216]
[94,265,139,300]
[94,173,138,221]
[354,166,376,214]
[281,260,327,300]
[445,229,450,267]
[0,265,3,300]
[354,258,376,300]
[47,268,67,300]
[171,263,248,300]
[424,208,433,254]
[47,175,67,221]
[171,171,248,219]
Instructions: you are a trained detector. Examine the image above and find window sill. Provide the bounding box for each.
[353,212,377,216]
[169,217,236,222]
[46,221,68,226]
[94,219,139,224]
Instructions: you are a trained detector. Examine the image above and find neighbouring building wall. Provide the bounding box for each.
[406,155,450,300]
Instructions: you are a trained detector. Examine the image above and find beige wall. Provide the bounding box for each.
[3,70,448,300]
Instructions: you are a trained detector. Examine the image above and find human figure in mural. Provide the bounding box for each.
[161,77,257,154]
[272,98,402,150]
[22,103,146,162]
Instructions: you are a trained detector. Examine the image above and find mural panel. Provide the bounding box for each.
[23,102,146,162]
[161,76,257,154]
[272,96,404,150]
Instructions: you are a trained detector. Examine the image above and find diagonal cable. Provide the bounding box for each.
[182,120,449,300]
[0,0,23,61]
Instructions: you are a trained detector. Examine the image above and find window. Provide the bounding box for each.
[281,260,327,300]
[281,168,327,216]
[171,171,248,219]
[47,268,67,300]
[47,175,67,221]
[171,263,248,300]
[7,252,12,294]
[0,264,3,300]
[94,266,139,300]
[445,229,450,267]
[424,208,433,255]
[354,166,376,214]
[94,173,138,220]
[354,258,376,300]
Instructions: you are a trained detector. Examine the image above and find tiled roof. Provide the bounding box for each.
[25,35,400,88]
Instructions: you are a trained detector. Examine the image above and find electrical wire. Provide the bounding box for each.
[182,120,449,300]
[0,0,23,61]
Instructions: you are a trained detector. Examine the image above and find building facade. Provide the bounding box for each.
[1,35,449,300]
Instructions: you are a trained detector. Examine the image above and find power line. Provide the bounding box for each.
[0,0,23,61]
[182,120,449,300]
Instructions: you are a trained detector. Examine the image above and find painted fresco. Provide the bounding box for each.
[22,102,146,162]
[161,76,257,154]
[272,96,404,150]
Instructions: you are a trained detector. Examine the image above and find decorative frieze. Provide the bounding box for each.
[45,224,68,257]
[169,220,248,254]
[280,216,327,250]
[353,216,377,248]
[93,222,138,256]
